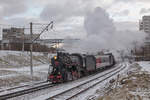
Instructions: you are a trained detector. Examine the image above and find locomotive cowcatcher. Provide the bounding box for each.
[47,52,85,83]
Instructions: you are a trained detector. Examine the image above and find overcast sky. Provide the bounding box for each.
[0,0,150,38]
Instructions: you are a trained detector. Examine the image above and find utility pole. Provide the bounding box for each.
[29,21,53,80]
[30,22,33,79]
[22,28,25,52]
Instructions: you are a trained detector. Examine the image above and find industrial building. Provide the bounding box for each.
[1,27,41,51]
[0,27,79,52]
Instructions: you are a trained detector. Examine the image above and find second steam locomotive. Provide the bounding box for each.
[47,52,115,83]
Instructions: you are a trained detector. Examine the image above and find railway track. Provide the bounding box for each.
[0,82,54,100]
[0,81,47,93]
[46,63,126,100]
[0,63,125,100]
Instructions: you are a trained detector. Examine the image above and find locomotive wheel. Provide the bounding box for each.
[67,72,73,81]
[62,71,73,82]
[72,71,78,80]
[63,72,68,82]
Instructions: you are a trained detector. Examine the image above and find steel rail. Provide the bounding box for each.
[67,65,126,100]
[0,64,123,100]
[0,82,54,100]
[46,63,126,100]
[0,81,47,93]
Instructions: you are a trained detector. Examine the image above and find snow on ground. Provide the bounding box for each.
[0,64,50,88]
[10,63,124,100]
[0,50,50,68]
[3,50,150,100]
[73,62,130,100]
[0,50,54,89]
[137,61,150,72]
[94,61,150,100]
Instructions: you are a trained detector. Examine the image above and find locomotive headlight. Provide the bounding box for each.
[54,56,57,60]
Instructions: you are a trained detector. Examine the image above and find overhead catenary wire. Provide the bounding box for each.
[0,22,56,36]
[0,22,73,40]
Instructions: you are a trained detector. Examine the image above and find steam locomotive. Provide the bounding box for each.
[47,52,115,83]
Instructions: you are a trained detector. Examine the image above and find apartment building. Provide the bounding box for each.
[139,16,150,60]
[140,16,150,34]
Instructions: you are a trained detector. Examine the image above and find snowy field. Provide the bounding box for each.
[0,51,54,89]
[75,62,130,100]
[96,61,150,100]
[1,50,150,100]
[137,61,150,72]
[8,63,124,100]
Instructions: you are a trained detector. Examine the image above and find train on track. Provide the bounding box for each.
[47,52,116,83]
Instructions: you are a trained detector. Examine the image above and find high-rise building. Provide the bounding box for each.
[138,16,150,60]
[139,16,150,33]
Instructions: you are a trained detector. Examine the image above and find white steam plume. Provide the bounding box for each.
[63,7,147,55]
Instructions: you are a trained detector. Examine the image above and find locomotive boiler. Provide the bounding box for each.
[47,52,115,83]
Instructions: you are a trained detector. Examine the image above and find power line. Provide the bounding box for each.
[0,23,56,34]
[0,23,51,28]
[30,23,50,25]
